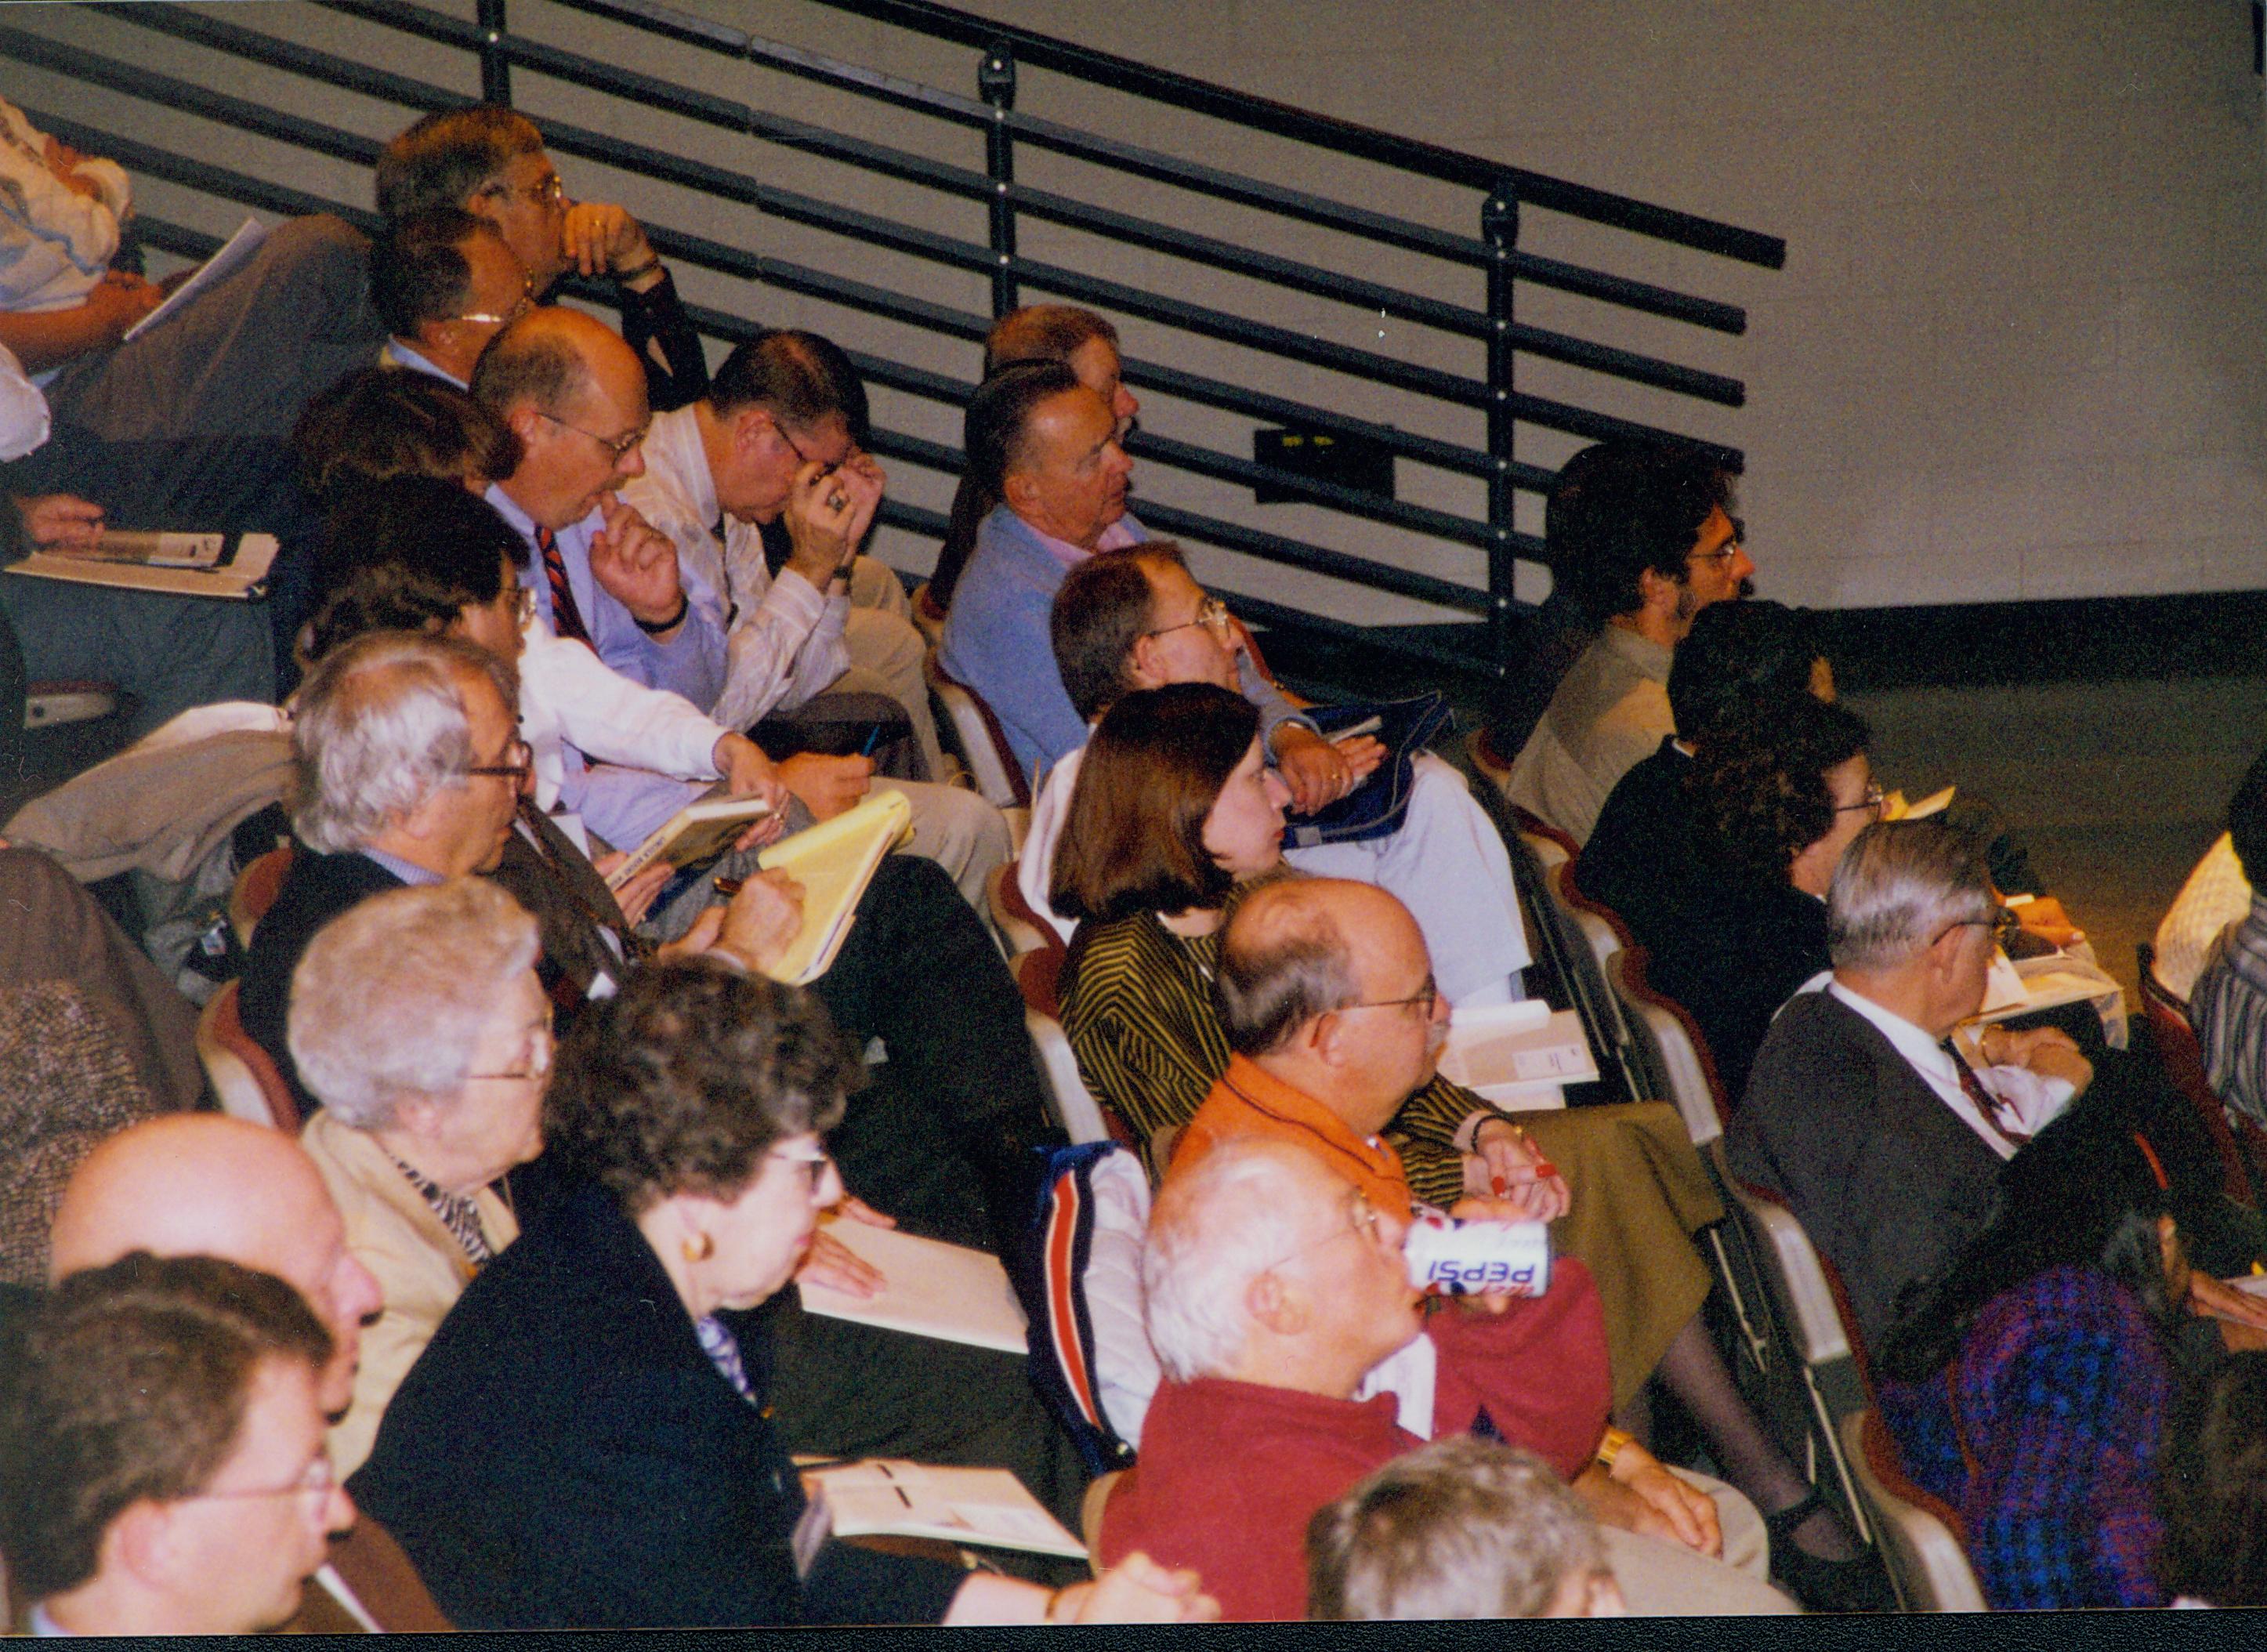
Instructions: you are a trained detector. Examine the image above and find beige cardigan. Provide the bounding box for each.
[301,1110,520,1478]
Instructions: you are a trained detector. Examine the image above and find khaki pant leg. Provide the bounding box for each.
[841,603,947,782]
[871,777,1010,914]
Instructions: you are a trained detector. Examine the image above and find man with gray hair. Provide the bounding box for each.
[1727,818,2102,1351]
[1098,1136,1792,1620]
[1306,1436,1624,1620]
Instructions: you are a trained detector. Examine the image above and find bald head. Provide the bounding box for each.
[51,1116,382,1415]
[473,306,653,529]
[1219,879,1414,1056]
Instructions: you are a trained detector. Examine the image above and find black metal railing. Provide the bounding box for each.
[0,0,1781,676]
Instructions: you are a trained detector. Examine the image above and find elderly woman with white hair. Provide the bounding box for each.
[288,876,549,1476]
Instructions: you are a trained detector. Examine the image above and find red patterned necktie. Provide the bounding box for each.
[1942,1038,2030,1146]
[536,526,592,646]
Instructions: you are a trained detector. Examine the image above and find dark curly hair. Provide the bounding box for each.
[543,960,860,1215]
[1689,696,1870,881]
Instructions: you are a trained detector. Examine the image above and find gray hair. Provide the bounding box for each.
[1306,1436,1604,1620]
[1216,879,1360,1058]
[287,879,541,1129]
[1826,819,1995,973]
[1142,1138,1330,1382]
[289,631,515,854]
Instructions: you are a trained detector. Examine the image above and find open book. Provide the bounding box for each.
[796,1216,1029,1355]
[802,1460,1085,1559]
[754,788,913,986]
[9,532,278,600]
[601,793,773,891]
[125,217,270,342]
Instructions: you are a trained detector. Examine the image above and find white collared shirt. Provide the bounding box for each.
[1812,977,2052,1160]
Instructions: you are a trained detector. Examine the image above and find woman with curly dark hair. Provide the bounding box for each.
[1646,694,1876,1107]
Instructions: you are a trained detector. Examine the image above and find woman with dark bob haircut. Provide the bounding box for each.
[346,961,1216,1630]
[1877,1119,2237,1610]
[1050,686,1874,1602]
[1646,694,1877,1106]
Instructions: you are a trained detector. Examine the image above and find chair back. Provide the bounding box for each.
[1007,949,1112,1146]
[1707,1138,1853,1371]
[194,980,300,1133]
[924,652,1031,810]
[228,843,295,951]
[2136,941,2255,1208]
[987,861,1059,960]
[1838,1410,1986,1612]
[1610,945,1729,1147]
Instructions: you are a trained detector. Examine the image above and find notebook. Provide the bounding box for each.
[602,793,774,890]
[9,532,278,600]
[754,788,913,985]
[802,1460,1084,1559]
[796,1217,1029,1355]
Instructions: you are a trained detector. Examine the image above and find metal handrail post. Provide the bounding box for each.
[1483,183,1518,676]
[477,0,511,103]
[979,40,1016,317]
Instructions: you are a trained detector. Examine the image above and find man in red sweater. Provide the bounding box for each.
[1099,1137,1796,1618]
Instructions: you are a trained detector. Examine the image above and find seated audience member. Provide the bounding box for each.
[287,879,546,1478]
[370,208,534,390]
[1577,598,1827,951]
[375,104,706,410]
[0,95,144,345]
[2155,828,2253,1005]
[349,960,1217,1629]
[1161,867,1878,1603]
[1306,1436,1625,1620]
[1650,695,1877,1104]
[46,1113,448,1632]
[2187,744,2267,1125]
[621,328,947,777]
[294,523,1063,1251]
[1502,441,1752,844]
[1728,820,2267,1355]
[926,302,1139,617]
[292,366,523,512]
[1099,1136,1794,1619]
[268,617,1078,1502]
[1875,1125,2239,1610]
[472,309,1003,908]
[935,357,1141,780]
[1026,542,1532,1006]
[1483,442,1629,762]
[0,1253,351,1636]
[2158,1352,2267,1608]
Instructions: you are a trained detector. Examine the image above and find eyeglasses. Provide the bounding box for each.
[1342,973,1441,1018]
[465,737,534,784]
[482,172,567,211]
[450,286,535,330]
[1928,904,2019,948]
[1145,595,1232,643]
[181,1452,338,1509]
[1834,782,1886,816]
[464,1008,555,1084]
[537,408,650,462]
[506,586,537,626]
[1254,1188,1388,1277]
[769,1142,838,1195]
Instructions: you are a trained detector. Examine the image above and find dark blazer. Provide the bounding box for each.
[1726,989,2006,1354]
[347,1177,964,1629]
[237,843,404,1113]
[1574,736,1700,956]
[1649,868,1830,1108]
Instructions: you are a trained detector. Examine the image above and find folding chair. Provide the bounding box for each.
[1708,1139,1874,1544]
[1838,1411,1986,1612]
[194,980,300,1132]
[2137,940,2266,1216]
[1007,947,1112,1146]
[923,652,1030,810]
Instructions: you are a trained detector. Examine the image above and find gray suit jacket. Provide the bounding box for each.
[1725,989,2005,1354]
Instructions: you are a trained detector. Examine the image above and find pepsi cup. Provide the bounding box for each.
[1403,1212,1552,1298]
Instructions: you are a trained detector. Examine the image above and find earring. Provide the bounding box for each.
[682,1231,715,1263]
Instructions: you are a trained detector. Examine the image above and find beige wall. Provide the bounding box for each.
[11,0,2265,618]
